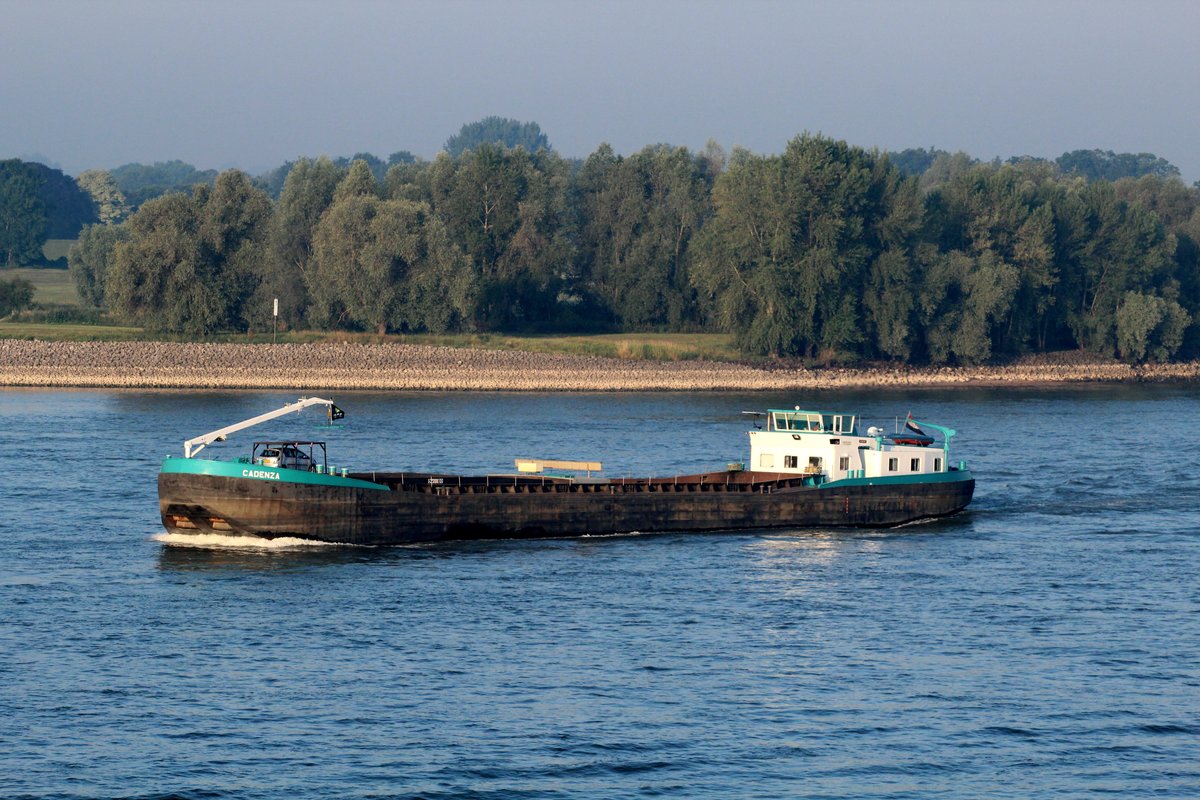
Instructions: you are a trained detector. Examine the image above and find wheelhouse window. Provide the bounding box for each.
[888,458,898,472]
[769,411,855,434]
[784,455,798,469]
[910,458,921,472]
[772,412,812,431]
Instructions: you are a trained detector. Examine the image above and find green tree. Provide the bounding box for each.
[201,171,272,256]
[109,160,218,209]
[107,192,205,331]
[921,163,1062,356]
[334,152,390,184]
[308,193,476,334]
[259,156,344,328]
[77,170,131,225]
[917,151,977,193]
[1057,149,1180,182]
[334,159,379,201]
[863,249,917,359]
[398,213,475,333]
[69,223,130,307]
[107,170,270,334]
[308,194,404,333]
[694,135,909,359]
[0,276,35,316]
[253,161,295,198]
[444,117,551,158]
[698,139,728,181]
[1055,181,1174,355]
[860,163,924,360]
[431,145,521,276]
[430,144,573,329]
[30,163,97,239]
[1108,175,1200,356]
[200,170,272,329]
[692,147,801,356]
[577,144,712,328]
[1115,290,1190,362]
[0,159,47,266]
[886,147,950,178]
[1112,175,1199,230]
[920,250,1019,363]
[385,157,433,203]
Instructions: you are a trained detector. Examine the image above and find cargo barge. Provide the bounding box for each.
[158,397,975,545]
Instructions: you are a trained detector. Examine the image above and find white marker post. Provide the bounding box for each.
[273,298,279,344]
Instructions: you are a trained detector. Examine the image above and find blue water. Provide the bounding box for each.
[1,387,1198,799]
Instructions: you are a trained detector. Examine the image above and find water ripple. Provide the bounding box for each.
[1,388,1198,799]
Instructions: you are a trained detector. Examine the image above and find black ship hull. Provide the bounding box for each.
[159,469,976,545]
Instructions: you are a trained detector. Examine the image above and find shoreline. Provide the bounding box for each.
[2,339,1199,391]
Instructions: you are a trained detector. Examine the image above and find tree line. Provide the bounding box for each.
[0,159,105,265]
[10,126,1200,364]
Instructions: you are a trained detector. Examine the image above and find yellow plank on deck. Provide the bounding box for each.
[515,458,603,474]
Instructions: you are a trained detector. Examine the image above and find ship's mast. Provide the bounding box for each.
[183,396,336,458]
[912,419,956,465]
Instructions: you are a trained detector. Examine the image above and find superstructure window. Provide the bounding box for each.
[910,458,921,472]
[934,458,942,471]
[760,453,774,468]
[784,455,798,469]
[773,412,815,431]
[839,456,849,470]
[888,458,898,472]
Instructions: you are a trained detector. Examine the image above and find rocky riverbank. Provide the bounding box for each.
[1,339,1198,391]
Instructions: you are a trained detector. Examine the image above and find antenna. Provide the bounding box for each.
[741,411,765,430]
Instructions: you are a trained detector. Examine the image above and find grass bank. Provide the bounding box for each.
[0,322,145,341]
[379,332,742,361]
[0,322,741,361]
[2,267,80,306]
[42,239,76,262]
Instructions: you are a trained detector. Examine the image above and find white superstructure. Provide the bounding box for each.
[747,408,953,483]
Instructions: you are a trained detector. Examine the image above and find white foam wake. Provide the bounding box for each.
[152,531,348,549]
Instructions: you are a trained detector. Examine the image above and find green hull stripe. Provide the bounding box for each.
[160,457,390,491]
[822,470,974,488]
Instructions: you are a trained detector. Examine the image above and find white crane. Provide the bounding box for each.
[183,396,338,458]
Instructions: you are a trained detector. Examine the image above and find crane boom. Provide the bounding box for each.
[183,396,337,458]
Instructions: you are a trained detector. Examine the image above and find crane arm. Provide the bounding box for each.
[184,396,337,458]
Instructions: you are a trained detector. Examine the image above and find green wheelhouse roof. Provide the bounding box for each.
[767,408,851,416]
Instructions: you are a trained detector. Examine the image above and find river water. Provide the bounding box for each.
[1,387,1197,799]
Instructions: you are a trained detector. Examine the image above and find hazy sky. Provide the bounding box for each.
[3,0,1197,180]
